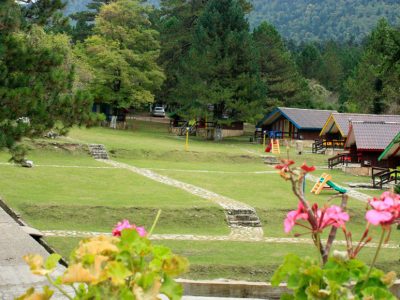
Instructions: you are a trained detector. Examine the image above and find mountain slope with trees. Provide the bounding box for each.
[65,0,400,43]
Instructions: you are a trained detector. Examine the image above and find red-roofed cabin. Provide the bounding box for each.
[344,121,400,168]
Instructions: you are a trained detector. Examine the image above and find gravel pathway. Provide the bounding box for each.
[98,159,264,239]
[42,230,398,249]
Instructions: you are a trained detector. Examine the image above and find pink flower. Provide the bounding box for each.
[135,226,147,237]
[284,202,309,233]
[112,220,147,237]
[319,205,349,229]
[366,192,400,226]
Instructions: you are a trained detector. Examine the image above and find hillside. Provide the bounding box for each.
[63,0,400,43]
[63,0,159,16]
[249,0,400,43]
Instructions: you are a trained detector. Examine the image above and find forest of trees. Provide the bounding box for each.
[250,0,400,44]
[66,0,400,44]
[1,0,400,156]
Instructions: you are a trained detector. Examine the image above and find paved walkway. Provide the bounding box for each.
[0,203,66,300]
[42,230,398,249]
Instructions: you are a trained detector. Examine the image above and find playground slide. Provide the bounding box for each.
[326,180,347,194]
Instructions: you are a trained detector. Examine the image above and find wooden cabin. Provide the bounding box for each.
[378,132,400,167]
[344,121,400,168]
[256,107,335,141]
[320,113,400,141]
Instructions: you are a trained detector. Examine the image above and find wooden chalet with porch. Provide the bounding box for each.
[343,121,400,168]
[316,113,400,153]
[256,107,335,142]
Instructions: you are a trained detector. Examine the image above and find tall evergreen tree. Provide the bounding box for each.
[78,0,165,109]
[156,0,208,106]
[296,43,324,81]
[252,22,311,109]
[69,0,114,42]
[0,0,95,158]
[156,0,252,107]
[343,19,400,114]
[174,0,262,122]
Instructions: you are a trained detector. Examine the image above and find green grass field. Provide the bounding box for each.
[1,121,398,281]
[45,237,400,282]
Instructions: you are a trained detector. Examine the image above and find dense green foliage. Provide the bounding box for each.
[253,22,311,109]
[76,0,164,108]
[66,0,400,44]
[250,0,400,44]
[272,254,397,299]
[343,19,400,114]
[172,0,263,122]
[0,0,95,156]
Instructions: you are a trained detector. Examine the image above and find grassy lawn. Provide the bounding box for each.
[45,237,400,282]
[1,122,398,281]
[0,146,228,235]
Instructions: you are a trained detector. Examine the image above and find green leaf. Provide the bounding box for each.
[106,261,133,286]
[361,286,397,300]
[160,276,183,300]
[271,254,302,286]
[280,294,295,300]
[44,253,61,270]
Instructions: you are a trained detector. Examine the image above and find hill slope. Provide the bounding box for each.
[63,0,400,43]
[249,0,400,43]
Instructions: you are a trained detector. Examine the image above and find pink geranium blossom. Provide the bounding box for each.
[112,219,147,237]
[366,192,400,226]
[284,202,309,233]
[285,203,349,234]
[319,205,349,229]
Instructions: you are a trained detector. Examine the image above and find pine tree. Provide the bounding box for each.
[69,0,115,42]
[252,22,311,109]
[174,0,263,123]
[156,0,208,106]
[0,0,95,158]
[344,19,400,114]
[156,0,252,107]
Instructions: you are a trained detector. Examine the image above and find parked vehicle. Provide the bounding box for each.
[152,106,165,117]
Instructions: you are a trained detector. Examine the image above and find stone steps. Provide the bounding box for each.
[225,209,262,228]
[88,144,109,160]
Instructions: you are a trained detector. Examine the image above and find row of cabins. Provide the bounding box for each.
[256,107,400,170]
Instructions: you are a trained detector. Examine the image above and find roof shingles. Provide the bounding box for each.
[348,121,400,150]
[259,107,336,129]
[333,113,400,137]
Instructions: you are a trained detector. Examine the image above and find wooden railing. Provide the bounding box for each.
[328,153,358,169]
[312,139,346,154]
[371,167,399,189]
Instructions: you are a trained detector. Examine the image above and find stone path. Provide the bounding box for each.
[99,159,264,239]
[42,230,398,249]
[148,168,278,175]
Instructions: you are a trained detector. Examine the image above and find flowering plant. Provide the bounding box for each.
[18,215,188,300]
[272,160,399,299]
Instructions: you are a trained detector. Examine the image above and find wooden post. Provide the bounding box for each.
[185,127,189,151]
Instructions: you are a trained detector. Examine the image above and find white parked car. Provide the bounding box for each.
[152,106,165,117]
